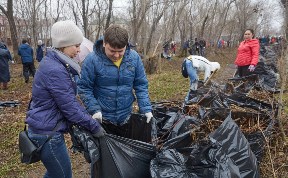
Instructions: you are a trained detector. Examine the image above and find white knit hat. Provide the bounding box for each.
[37,40,43,45]
[51,20,83,48]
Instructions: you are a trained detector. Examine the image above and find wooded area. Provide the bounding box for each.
[0,0,286,59]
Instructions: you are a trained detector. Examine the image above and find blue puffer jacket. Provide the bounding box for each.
[78,39,152,124]
[26,48,101,134]
[18,43,33,63]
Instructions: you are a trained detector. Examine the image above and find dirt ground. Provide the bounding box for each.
[0,47,248,177]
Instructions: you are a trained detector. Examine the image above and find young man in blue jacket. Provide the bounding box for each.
[78,25,153,125]
[18,39,35,83]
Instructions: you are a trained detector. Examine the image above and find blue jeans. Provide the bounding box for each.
[28,130,72,178]
[185,59,198,102]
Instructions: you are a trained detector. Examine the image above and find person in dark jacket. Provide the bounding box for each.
[25,20,105,178]
[199,38,206,57]
[36,40,45,62]
[0,42,13,90]
[18,39,35,83]
[193,38,200,55]
[78,25,153,126]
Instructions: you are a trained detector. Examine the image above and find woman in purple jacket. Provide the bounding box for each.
[25,20,105,178]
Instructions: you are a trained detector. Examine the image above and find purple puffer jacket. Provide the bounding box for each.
[26,48,101,135]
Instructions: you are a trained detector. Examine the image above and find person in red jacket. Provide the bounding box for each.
[234,29,260,77]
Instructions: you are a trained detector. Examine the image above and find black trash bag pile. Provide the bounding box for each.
[150,109,259,178]
[259,44,280,73]
[181,50,279,163]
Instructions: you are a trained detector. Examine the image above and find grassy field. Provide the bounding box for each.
[0,47,287,177]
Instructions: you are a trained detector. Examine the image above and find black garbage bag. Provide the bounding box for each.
[151,110,259,178]
[221,92,275,113]
[259,45,279,73]
[70,114,158,178]
[208,112,259,178]
[228,74,259,93]
[152,101,183,113]
[230,111,274,162]
[150,147,241,178]
[253,62,278,90]
[101,113,155,143]
[69,125,100,164]
[167,114,199,140]
[186,86,210,104]
[95,134,157,178]
[196,85,228,108]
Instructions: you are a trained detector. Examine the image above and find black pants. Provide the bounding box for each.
[23,62,36,82]
[238,65,253,77]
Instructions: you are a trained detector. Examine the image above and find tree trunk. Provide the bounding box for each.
[105,0,113,29]
[200,14,208,38]
[143,56,159,74]
[0,1,19,61]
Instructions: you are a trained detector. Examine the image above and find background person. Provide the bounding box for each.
[0,42,13,90]
[199,38,206,57]
[18,39,35,83]
[25,20,105,178]
[36,40,45,62]
[78,24,153,126]
[234,29,260,77]
[183,55,220,102]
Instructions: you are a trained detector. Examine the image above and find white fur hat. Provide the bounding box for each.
[210,62,220,72]
[51,20,83,48]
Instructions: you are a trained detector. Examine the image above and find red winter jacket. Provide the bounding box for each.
[234,39,260,66]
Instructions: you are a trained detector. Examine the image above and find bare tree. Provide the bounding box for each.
[234,0,257,41]
[168,0,189,39]
[129,0,151,45]
[281,0,288,39]
[105,0,113,29]
[0,0,19,59]
[145,0,170,55]
[215,0,236,43]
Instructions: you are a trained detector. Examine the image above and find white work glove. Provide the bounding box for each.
[92,112,102,123]
[145,112,153,123]
[11,60,15,64]
[248,65,256,72]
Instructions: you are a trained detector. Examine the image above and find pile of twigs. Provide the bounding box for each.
[233,117,270,134]
[183,104,199,116]
[230,104,259,113]
[247,88,273,102]
[190,118,223,142]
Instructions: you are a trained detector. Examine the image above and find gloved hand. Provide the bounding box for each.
[92,112,102,123]
[145,112,153,123]
[248,65,255,72]
[92,126,106,138]
[11,60,15,64]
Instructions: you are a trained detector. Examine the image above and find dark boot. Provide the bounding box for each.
[3,82,8,90]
